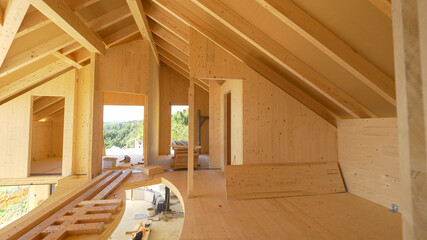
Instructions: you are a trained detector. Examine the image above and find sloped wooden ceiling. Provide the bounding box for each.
[0,0,395,122]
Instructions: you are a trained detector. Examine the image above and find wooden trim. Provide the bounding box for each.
[29,0,105,54]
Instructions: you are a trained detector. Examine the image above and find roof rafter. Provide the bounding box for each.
[368,0,391,18]
[0,60,72,104]
[104,23,139,47]
[193,0,376,118]
[0,33,74,77]
[157,45,188,68]
[0,0,30,68]
[154,0,339,125]
[258,0,395,106]
[16,10,50,39]
[127,0,159,63]
[143,0,189,43]
[33,98,65,121]
[150,19,189,54]
[29,0,105,54]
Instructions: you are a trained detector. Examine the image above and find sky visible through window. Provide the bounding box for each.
[103,105,144,122]
[171,105,188,114]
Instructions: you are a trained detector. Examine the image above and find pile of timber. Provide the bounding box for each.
[0,170,131,239]
[170,141,200,169]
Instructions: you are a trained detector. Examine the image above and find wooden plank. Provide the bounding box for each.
[92,170,132,200]
[78,199,123,207]
[225,162,346,200]
[392,0,427,238]
[257,0,395,106]
[70,205,118,214]
[194,0,376,118]
[127,0,159,63]
[337,118,400,208]
[67,0,101,11]
[29,0,105,54]
[16,171,121,239]
[0,0,30,68]
[155,34,188,60]
[43,222,104,235]
[141,165,164,176]
[159,55,189,78]
[157,44,188,65]
[59,213,112,222]
[0,176,62,186]
[0,171,113,239]
[0,33,74,78]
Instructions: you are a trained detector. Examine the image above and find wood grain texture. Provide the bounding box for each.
[225,161,345,200]
[123,170,401,240]
[338,118,400,209]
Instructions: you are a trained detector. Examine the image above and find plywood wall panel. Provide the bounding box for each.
[97,40,150,95]
[103,92,145,106]
[337,118,401,208]
[0,70,76,178]
[191,30,338,168]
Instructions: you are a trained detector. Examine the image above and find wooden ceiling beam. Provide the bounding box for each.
[67,0,101,12]
[16,10,50,39]
[258,0,395,106]
[70,48,90,63]
[52,51,83,69]
[193,0,375,118]
[33,98,65,121]
[0,33,74,78]
[0,60,71,104]
[29,0,105,54]
[33,96,63,114]
[127,0,159,63]
[158,50,189,73]
[87,5,132,32]
[0,0,30,68]
[160,55,208,92]
[143,0,189,43]
[154,0,338,125]
[157,44,188,66]
[104,23,139,47]
[154,34,188,61]
[60,42,82,55]
[150,19,189,54]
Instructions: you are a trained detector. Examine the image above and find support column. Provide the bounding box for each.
[90,53,104,178]
[392,0,427,239]
[187,77,195,198]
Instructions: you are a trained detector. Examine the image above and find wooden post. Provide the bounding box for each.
[187,77,195,198]
[392,0,427,239]
[90,53,104,178]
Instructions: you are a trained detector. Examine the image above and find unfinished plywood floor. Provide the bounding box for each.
[123,170,402,240]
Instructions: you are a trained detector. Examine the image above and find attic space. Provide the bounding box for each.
[0,0,426,240]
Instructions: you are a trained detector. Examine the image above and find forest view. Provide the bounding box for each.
[103,109,189,149]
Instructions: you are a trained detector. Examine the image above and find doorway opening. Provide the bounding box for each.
[30,96,65,176]
[225,92,231,166]
[170,105,189,155]
[103,105,144,166]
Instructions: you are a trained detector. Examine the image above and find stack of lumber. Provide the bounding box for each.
[170,141,200,169]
